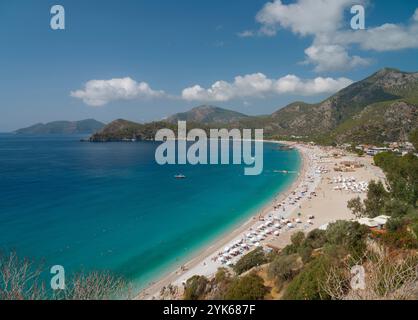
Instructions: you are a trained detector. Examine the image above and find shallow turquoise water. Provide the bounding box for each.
[0,134,300,293]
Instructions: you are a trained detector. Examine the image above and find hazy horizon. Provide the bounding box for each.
[1,0,418,131]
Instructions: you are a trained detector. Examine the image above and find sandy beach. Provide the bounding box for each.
[136,143,384,300]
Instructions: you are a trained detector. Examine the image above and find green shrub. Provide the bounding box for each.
[386,217,404,233]
[268,254,300,288]
[374,153,418,207]
[233,247,267,275]
[380,227,418,249]
[291,232,305,247]
[214,268,230,285]
[304,229,327,249]
[281,243,298,255]
[225,272,267,300]
[325,221,369,259]
[363,180,390,218]
[298,246,314,264]
[383,199,410,218]
[282,256,332,300]
[184,275,209,300]
[410,128,418,151]
[347,197,365,219]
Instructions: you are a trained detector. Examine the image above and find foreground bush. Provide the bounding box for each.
[0,251,127,300]
[324,221,369,259]
[323,248,418,300]
[225,272,267,300]
[183,275,209,300]
[283,256,332,300]
[268,254,300,288]
[233,247,267,275]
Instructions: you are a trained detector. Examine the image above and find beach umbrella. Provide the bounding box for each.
[274,231,280,236]
[255,242,261,247]
[224,246,230,252]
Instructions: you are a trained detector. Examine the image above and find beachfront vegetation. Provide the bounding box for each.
[282,256,332,300]
[224,272,267,300]
[346,152,418,250]
[182,268,268,300]
[410,128,418,151]
[232,247,267,275]
[0,251,127,300]
[267,254,300,289]
[374,152,418,208]
[183,152,418,300]
[184,275,209,300]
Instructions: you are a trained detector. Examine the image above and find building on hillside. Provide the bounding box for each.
[357,215,390,230]
[366,147,390,156]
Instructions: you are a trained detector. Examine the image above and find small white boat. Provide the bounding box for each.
[174,174,186,179]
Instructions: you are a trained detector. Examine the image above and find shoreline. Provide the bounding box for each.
[136,141,308,300]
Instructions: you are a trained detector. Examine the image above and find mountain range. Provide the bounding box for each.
[85,68,418,144]
[166,105,249,124]
[15,119,105,135]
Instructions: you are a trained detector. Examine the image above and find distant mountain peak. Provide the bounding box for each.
[166,105,249,125]
[90,68,418,145]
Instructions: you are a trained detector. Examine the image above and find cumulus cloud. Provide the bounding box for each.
[275,75,353,95]
[304,44,370,72]
[256,0,354,37]
[71,77,165,106]
[252,0,418,72]
[182,73,353,102]
[336,23,418,52]
[237,30,255,38]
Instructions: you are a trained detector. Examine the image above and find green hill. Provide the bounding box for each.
[90,68,418,145]
[166,105,249,125]
[262,68,418,143]
[16,119,105,135]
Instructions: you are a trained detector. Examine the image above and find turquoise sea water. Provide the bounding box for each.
[0,134,300,293]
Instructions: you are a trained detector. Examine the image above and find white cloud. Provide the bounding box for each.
[304,44,370,72]
[252,0,418,72]
[256,0,355,37]
[182,73,353,102]
[275,75,353,95]
[237,30,255,38]
[71,77,165,106]
[336,23,418,52]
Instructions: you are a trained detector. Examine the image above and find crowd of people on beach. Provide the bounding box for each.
[215,212,317,265]
[214,147,323,266]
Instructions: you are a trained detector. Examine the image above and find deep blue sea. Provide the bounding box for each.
[0,134,300,293]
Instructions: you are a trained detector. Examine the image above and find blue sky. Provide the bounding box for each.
[0,0,418,131]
